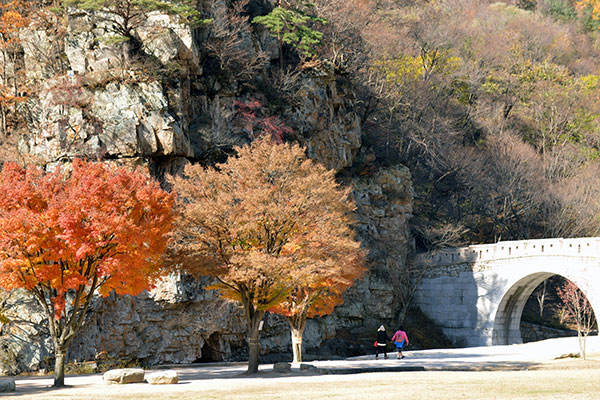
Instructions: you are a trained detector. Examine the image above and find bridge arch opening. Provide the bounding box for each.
[492,273,597,345]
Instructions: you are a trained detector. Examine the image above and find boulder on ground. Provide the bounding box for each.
[145,370,179,385]
[103,368,145,384]
[299,363,318,371]
[0,378,15,392]
[273,362,291,373]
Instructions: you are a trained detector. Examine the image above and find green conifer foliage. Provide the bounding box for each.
[253,3,326,68]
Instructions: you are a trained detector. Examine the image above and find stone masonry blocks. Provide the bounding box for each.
[413,241,600,347]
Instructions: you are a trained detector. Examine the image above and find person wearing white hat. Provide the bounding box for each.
[374,325,390,359]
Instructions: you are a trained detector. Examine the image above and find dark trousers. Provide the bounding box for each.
[376,345,387,358]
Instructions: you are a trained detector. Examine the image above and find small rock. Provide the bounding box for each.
[145,370,179,385]
[103,368,145,384]
[0,378,15,392]
[299,363,317,371]
[273,362,291,373]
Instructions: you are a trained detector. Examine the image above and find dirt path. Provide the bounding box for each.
[5,337,600,399]
[7,367,600,400]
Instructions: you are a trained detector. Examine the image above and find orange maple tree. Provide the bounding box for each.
[169,136,363,373]
[267,197,365,363]
[0,159,174,387]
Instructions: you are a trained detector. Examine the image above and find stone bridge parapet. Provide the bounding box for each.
[416,237,600,266]
[412,237,600,347]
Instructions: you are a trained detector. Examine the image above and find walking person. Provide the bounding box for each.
[375,325,390,359]
[392,326,409,359]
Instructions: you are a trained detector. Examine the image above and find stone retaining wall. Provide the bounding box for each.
[520,322,577,343]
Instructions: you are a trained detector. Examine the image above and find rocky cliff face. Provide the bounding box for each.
[0,2,413,373]
[19,5,361,175]
[0,292,51,375]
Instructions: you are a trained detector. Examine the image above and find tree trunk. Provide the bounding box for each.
[246,309,265,374]
[536,280,547,318]
[122,39,132,68]
[287,314,306,364]
[278,36,284,72]
[577,328,587,360]
[1,47,8,137]
[277,0,284,71]
[290,326,304,364]
[53,348,67,387]
[0,106,6,136]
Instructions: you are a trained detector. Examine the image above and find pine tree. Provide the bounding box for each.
[253,1,326,69]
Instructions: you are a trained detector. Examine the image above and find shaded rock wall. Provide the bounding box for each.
[0,291,51,375]
[69,275,247,366]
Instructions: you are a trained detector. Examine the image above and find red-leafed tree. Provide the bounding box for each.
[0,159,174,387]
[233,99,292,144]
[556,279,597,360]
[169,136,363,374]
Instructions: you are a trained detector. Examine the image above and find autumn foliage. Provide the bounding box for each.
[233,99,293,143]
[577,0,600,20]
[268,211,364,363]
[0,159,174,386]
[268,268,364,363]
[0,0,30,135]
[170,137,363,372]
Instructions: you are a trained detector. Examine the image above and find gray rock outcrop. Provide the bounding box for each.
[68,275,247,367]
[0,290,51,375]
[18,6,361,178]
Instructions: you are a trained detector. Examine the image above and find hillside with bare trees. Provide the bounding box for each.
[312,0,600,249]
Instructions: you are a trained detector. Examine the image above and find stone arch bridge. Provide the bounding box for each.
[413,237,600,347]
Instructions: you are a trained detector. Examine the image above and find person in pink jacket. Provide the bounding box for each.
[391,326,409,359]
